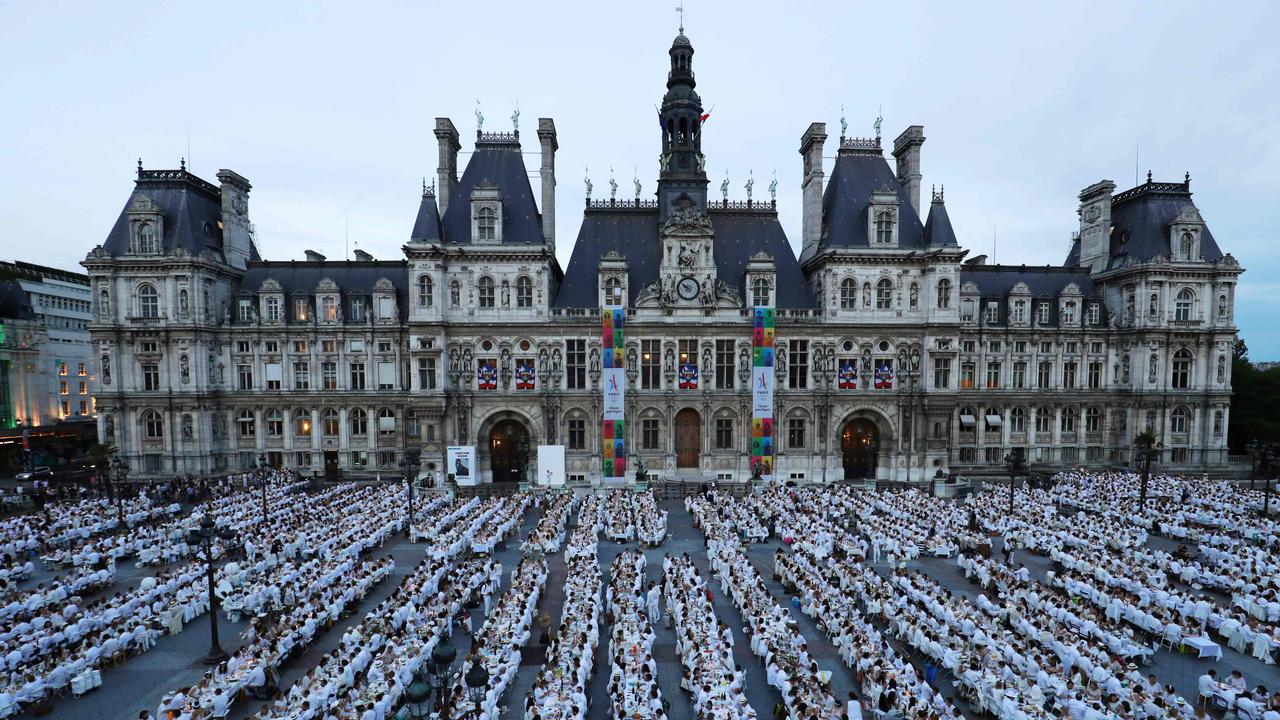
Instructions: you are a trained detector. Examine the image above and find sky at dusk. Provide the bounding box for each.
[2,0,1277,355]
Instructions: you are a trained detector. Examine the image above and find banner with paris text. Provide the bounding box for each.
[601,308,627,482]
[750,306,775,481]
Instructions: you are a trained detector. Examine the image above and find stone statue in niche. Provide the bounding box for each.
[180,354,190,384]
[101,354,111,385]
[1218,295,1227,318]
[552,348,562,375]
[181,414,193,439]
[910,284,919,307]
[1121,354,1130,383]
[701,347,713,377]
[678,244,697,268]
[589,346,600,373]
[775,345,787,376]
[449,348,460,374]
[863,284,871,308]
[104,415,115,440]
[501,281,510,307]
[1148,354,1158,383]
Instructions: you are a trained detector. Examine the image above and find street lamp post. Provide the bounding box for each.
[186,516,236,664]
[257,453,269,525]
[428,641,458,711]
[1248,440,1278,517]
[399,454,420,537]
[109,455,129,529]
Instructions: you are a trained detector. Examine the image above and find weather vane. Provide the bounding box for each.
[675,1,685,32]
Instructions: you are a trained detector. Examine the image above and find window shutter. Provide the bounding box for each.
[377,361,395,385]
[265,363,283,382]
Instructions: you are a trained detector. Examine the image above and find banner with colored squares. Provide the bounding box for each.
[602,308,627,482]
[750,306,775,482]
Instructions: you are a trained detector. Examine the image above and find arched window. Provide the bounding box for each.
[238,409,256,437]
[1035,407,1052,433]
[751,278,770,307]
[265,409,283,436]
[874,211,894,244]
[959,406,976,433]
[1175,288,1194,322]
[1170,406,1189,434]
[839,279,856,309]
[137,284,159,318]
[1085,407,1101,433]
[936,278,951,309]
[378,408,396,435]
[449,280,461,307]
[876,278,893,309]
[475,207,496,241]
[1060,406,1077,433]
[322,408,339,436]
[136,222,157,254]
[478,276,495,309]
[516,276,533,307]
[293,409,312,437]
[603,277,623,307]
[1179,231,1194,260]
[1009,407,1027,433]
[417,275,433,308]
[349,408,367,436]
[1171,349,1192,389]
[984,407,1001,433]
[141,409,164,440]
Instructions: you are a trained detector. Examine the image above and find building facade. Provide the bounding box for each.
[0,261,97,431]
[83,33,1242,482]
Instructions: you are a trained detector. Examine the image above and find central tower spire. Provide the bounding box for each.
[657,31,708,220]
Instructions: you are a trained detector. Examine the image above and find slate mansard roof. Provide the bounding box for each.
[960,264,1108,327]
[411,136,544,246]
[238,260,409,316]
[1064,177,1223,268]
[100,168,261,262]
[553,206,815,309]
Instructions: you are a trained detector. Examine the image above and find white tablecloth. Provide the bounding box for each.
[1183,635,1222,660]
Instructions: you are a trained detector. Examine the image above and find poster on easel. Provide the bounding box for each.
[447,446,476,486]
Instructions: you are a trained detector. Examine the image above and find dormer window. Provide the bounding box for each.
[322,296,337,322]
[1178,232,1193,260]
[1035,302,1050,325]
[1061,300,1077,325]
[874,212,894,245]
[136,222,158,254]
[1087,303,1100,325]
[1011,299,1027,324]
[751,277,771,307]
[349,297,366,322]
[603,277,623,307]
[294,296,310,322]
[418,275,434,308]
[476,207,496,241]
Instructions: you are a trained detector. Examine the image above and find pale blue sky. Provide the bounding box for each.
[2,1,1277,355]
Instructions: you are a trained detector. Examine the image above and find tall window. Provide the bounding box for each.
[322,408,339,436]
[960,362,975,389]
[603,277,623,306]
[985,362,1001,389]
[142,363,160,391]
[322,296,337,321]
[418,275,433,307]
[238,410,256,437]
[1035,407,1052,433]
[516,276,533,307]
[1061,407,1077,433]
[1085,407,1101,433]
[1035,302,1050,325]
[840,279,857,309]
[377,408,396,435]
[1175,288,1194,321]
[478,276,495,308]
[294,361,310,390]
[322,361,338,390]
[984,302,1000,324]
[237,364,253,390]
[1171,407,1188,434]
[1036,361,1052,389]
[350,362,366,390]
[876,279,893,309]
[642,419,659,450]
[263,296,280,321]
[418,358,437,389]
[1062,361,1077,389]
[1009,407,1026,433]
[932,358,951,389]
[1179,232,1194,260]
[751,278,770,307]
[142,410,164,439]
[641,339,661,389]
[787,339,808,389]
[715,339,735,390]
[1011,299,1026,324]
[1062,300,1077,324]
[349,408,368,436]
[936,278,951,309]
[566,339,587,389]
[476,207,496,241]
[874,211,894,244]
[266,410,283,436]
[138,284,159,318]
[1171,349,1192,389]
[349,297,365,322]
[567,418,586,450]
[714,418,734,449]
[1087,362,1102,389]
[136,222,158,253]
[787,417,806,449]
[1087,303,1100,325]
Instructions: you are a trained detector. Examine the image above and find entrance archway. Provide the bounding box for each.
[675,408,701,468]
[841,418,879,479]
[489,419,530,483]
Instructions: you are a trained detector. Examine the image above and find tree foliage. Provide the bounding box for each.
[1229,338,1280,453]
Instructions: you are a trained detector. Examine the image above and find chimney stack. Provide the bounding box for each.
[892,126,926,216]
[216,169,253,270]
[1076,180,1116,274]
[537,118,558,251]
[799,122,828,260]
[304,249,326,262]
[352,248,374,261]
[434,118,461,215]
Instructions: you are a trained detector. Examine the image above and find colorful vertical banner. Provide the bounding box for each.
[838,358,857,390]
[750,306,775,481]
[477,360,497,390]
[874,359,895,389]
[515,360,535,390]
[601,309,627,482]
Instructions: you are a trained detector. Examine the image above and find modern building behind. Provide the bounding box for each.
[82,32,1242,482]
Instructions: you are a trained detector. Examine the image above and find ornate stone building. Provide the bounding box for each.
[84,32,1242,482]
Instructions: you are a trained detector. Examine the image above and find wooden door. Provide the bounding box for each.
[841,419,879,479]
[675,409,700,468]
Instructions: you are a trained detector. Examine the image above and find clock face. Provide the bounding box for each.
[677,276,700,300]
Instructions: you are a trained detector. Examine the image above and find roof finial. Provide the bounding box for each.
[1146,169,1152,183]
[675,1,685,32]
[422,177,427,196]
[180,157,186,171]
[1184,171,1191,188]
[137,157,143,177]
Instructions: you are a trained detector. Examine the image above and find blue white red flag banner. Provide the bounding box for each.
[477,360,497,390]
[678,363,698,390]
[515,361,535,390]
[874,361,894,390]
[838,359,857,390]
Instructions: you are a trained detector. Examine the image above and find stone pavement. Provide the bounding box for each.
[30,494,1280,720]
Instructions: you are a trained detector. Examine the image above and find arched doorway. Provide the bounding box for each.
[489,419,530,484]
[675,408,701,468]
[841,418,879,479]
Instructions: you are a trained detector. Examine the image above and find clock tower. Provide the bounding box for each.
[656,31,709,221]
